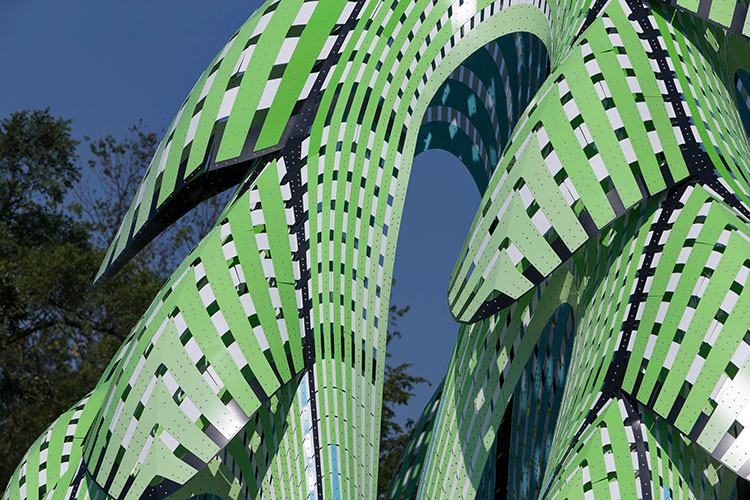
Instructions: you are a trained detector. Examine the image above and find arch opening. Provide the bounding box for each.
[414,31,550,195]
[388,28,552,433]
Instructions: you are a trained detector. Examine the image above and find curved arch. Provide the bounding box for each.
[416,121,491,191]
[415,31,550,195]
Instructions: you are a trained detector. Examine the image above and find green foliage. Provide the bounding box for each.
[378,297,431,500]
[0,109,80,213]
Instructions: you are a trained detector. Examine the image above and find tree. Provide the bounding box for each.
[378,293,431,499]
[0,109,81,346]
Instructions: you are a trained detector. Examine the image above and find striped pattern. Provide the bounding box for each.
[2,389,105,500]
[506,305,575,500]
[417,32,550,192]
[668,0,750,39]
[5,0,750,498]
[386,382,444,500]
[448,0,695,323]
[622,184,750,477]
[93,0,364,287]
[83,159,305,499]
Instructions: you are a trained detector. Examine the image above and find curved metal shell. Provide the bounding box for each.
[668,0,750,38]
[93,0,359,287]
[447,3,750,323]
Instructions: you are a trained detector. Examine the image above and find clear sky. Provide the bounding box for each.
[1,1,480,425]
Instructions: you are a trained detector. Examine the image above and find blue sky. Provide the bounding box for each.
[1,1,480,425]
